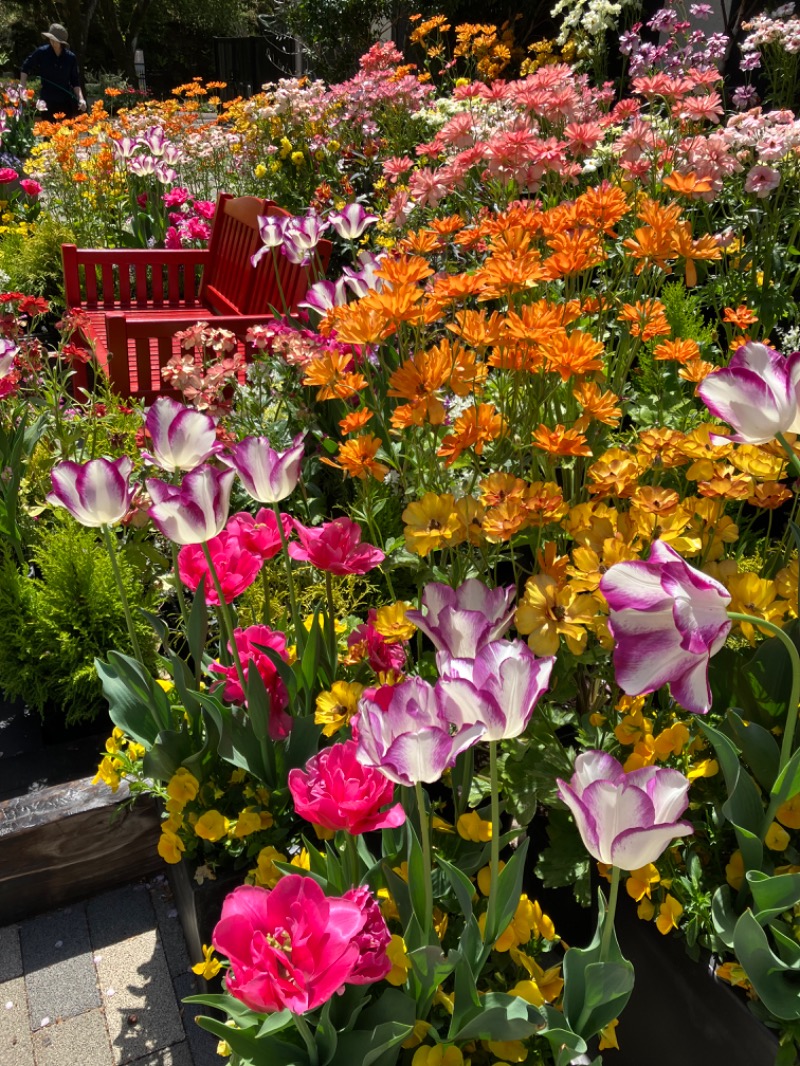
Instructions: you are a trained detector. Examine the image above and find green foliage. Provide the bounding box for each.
[660,280,716,346]
[277,0,392,82]
[0,523,157,724]
[0,215,77,303]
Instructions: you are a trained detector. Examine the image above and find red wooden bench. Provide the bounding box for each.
[62,193,331,404]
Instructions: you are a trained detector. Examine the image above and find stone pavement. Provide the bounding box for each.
[0,877,220,1066]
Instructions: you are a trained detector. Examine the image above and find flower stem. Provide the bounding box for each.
[292,1013,318,1066]
[600,865,621,964]
[170,541,190,633]
[728,611,800,770]
[414,781,434,938]
[272,502,302,642]
[324,570,338,674]
[202,542,247,696]
[487,740,501,941]
[345,831,360,888]
[776,432,800,478]
[102,525,144,664]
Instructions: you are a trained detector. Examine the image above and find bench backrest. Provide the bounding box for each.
[199,193,274,315]
[62,245,209,313]
[244,213,333,315]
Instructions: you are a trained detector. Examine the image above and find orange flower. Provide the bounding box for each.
[669,222,721,286]
[679,357,715,382]
[531,423,592,457]
[748,482,793,509]
[447,309,503,348]
[326,303,393,345]
[722,305,758,329]
[375,255,434,288]
[575,182,630,234]
[303,353,367,400]
[521,482,568,526]
[400,229,442,256]
[587,448,640,498]
[652,337,700,364]
[361,284,425,327]
[573,382,622,429]
[479,472,528,507]
[338,409,373,434]
[388,347,451,425]
[438,403,505,465]
[483,498,529,542]
[543,330,605,381]
[635,428,685,469]
[618,299,671,341]
[544,228,606,279]
[662,171,713,196]
[696,465,755,500]
[455,497,486,544]
[322,434,389,481]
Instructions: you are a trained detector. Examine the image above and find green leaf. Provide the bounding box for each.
[768,744,800,823]
[256,1011,294,1038]
[747,870,800,925]
[483,838,529,948]
[335,1021,413,1066]
[533,808,591,908]
[734,910,800,1019]
[449,992,546,1042]
[187,579,208,670]
[726,710,780,793]
[194,1015,303,1063]
[741,620,800,722]
[711,886,737,949]
[405,818,430,935]
[141,729,194,782]
[700,721,765,873]
[96,650,172,747]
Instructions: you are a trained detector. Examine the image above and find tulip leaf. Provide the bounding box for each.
[741,620,800,722]
[245,664,278,787]
[255,1010,294,1039]
[253,643,298,704]
[447,954,481,1038]
[448,992,546,1042]
[285,715,323,772]
[700,722,765,873]
[734,909,800,1019]
[96,650,172,747]
[483,838,530,950]
[711,886,737,949]
[767,743,800,821]
[405,818,431,936]
[726,710,780,793]
[436,855,475,920]
[770,921,800,967]
[382,863,412,930]
[747,870,800,926]
[187,578,208,672]
[315,1000,339,1065]
[194,692,274,783]
[141,729,195,782]
[538,1006,589,1066]
[193,1016,303,1064]
[335,1020,414,1066]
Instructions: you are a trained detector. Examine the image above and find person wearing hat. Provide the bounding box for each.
[19,24,87,123]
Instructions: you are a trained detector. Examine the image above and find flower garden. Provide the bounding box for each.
[4,5,800,1064]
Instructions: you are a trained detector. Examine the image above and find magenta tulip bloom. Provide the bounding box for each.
[600,540,731,714]
[406,579,516,660]
[557,751,694,871]
[178,538,261,606]
[341,886,392,984]
[147,465,234,545]
[213,877,389,1014]
[209,624,291,737]
[143,396,219,472]
[288,739,406,835]
[221,434,304,504]
[289,517,384,575]
[354,676,485,786]
[47,457,135,527]
[697,341,800,444]
[226,508,293,561]
[438,639,555,741]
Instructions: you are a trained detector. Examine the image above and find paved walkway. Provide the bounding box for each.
[0,877,219,1065]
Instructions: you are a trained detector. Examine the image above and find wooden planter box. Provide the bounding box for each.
[166,858,245,980]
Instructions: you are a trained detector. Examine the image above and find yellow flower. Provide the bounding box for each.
[656,894,683,934]
[291,151,305,167]
[402,1020,431,1049]
[253,845,287,887]
[777,793,800,829]
[105,727,125,754]
[386,935,411,986]
[626,863,660,902]
[727,574,785,644]
[315,681,364,737]
[291,848,311,870]
[510,949,563,1002]
[93,755,122,792]
[194,810,229,842]
[653,722,691,759]
[279,136,292,157]
[599,1018,620,1051]
[726,850,745,890]
[157,829,185,864]
[457,810,492,842]
[478,861,505,896]
[766,821,791,851]
[192,944,222,980]
[402,493,464,556]
[515,575,597,656]
[481,894,555,949]
[637,896,655,920]
[485,1040,527,1062]
[156,679,174,693]
[373,602,416,642]
[687,758,719,780]
[412,1046,462,1066]
[167,767,200,805]
[127,742,145,760]
[254,163,267,178]
[231,808,266,839]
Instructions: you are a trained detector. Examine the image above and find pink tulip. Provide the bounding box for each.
[347,622,406,674]
[19,179,42,197]
[213,877,389,1014]
[342,886,392,983]
[697,341,800,444]
[226,508,293,561]
[209,624,291,737]
[288,739,406,835]
[221,434,304,504]
[354,676,485,786]
[178,537,261,605]
[147,465,234,545]
[438,639,555,741]
[406,579,516,659]
[557,751,694,870]
[47,457,135,527]
[289,517,384,575]
[600,540,731,714]
[143,396,219,472]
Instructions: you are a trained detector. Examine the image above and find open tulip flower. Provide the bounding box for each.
[221,434,304,504]
[557,750,694,871]
[438,639,555,742]
[47,456,135,528]
[406,579,516,660]
[599,540,731,715]
[697,340,800,444]
[147,465,235,545]
[142,396,220,472]
[289,516,385,575]
[355,676,485,786]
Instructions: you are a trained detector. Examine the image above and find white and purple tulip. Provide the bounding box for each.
[437,639,555,742]
[47,457,135,528]
[297,278,348,314]
[557,751,694,871]
[327,203,379,241]
[599,540,731,715]
[0,338,18,377]
[697,341,800,444]
[282,213,328,266]
[342,251,385,298]
[147,465,235,545]
[143,397,220,473]
[251,215,289,268]
[354,676,486,787]
[220,434,304,504]
[141,125,167,157]
[406,578,516,660]
[111,136,139,160]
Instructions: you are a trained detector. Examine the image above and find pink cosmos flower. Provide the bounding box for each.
[213,877,389,1014]
[406,579,516,660]
[209,624,291,736]
[599,540,731,714]
[289,517,384,575]
[288,739,406,835]
[744,164,781,197]
[557,751,693,871]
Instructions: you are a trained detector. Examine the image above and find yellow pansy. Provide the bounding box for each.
[776,794,800,830]
[478,861,506,896]
[687,758,719,780]
[231,809,264,839]
[291,848,312,870]
[766,822,791,851]
[253,845,287,888]
[315,681,364,736]
[485,1040,527,1062]
[412,1045,462,1066]
[599,1018,619,1050]
[157,830,185,864]
[167,767,200,804]
[457,810,492,842]
[626,864,660,902]
[194,810,229,842]
[93,755,122,792]
[402,1020,431,1049]
[192,944,222,980]
[656,894,683,935]
[373,602,416,642]
[386,935,411,986]
[726,851,745,891]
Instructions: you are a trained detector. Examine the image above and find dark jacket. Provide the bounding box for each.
[21,44,81,115]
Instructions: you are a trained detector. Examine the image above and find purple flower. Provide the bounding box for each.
[342,886,392,984]
[744,165,781,198]
[354,676,485,786]
[47,457,135,528]
[141,125,167,156]
[406,579,516,660]
[220,434,304,504]
[251,215,289,267]
[282,213,328,266]
[557,751,694,871]
[697,341,800,444]
[328,203,379,240]
[147,465,235,545]
[600,541,731,715]
[143,396,219,472]
[437,639,555,742]
[298,279,348,314]
[0,338,17,377]
[111,136,138,160]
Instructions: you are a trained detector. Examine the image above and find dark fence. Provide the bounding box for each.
[213,32,300,99]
